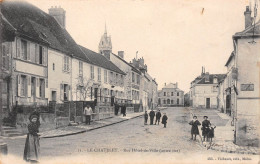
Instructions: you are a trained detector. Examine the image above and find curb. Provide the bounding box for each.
[41,114,143,139]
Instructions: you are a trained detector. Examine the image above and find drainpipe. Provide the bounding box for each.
[233,38,238,144]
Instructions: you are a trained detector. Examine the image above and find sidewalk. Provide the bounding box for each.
[188,107,259,155]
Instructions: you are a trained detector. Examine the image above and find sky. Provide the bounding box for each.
[23,0,259,92]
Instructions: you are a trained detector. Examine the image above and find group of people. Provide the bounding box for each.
[144,109,168,128]
[189,115,216,142]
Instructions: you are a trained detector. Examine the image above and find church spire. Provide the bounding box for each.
[104,22,107,35]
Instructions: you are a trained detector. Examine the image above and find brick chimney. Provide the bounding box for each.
[244,6,252,29]
[118,51,124,59]
[49,6,66,28]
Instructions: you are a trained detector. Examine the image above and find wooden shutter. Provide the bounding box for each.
[35,44,39,64]
[30,43,35,63]
[17,38,21,58]
[27,41,30,61]
[36,78,40,97]
[43,47,47,66]
[60,84,64,101]
[45,79,48,98]
[17,75,21,96]
[27,76,31,97]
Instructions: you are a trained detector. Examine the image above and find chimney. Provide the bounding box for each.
[176,82,178,88]
[244,6,252,29]
[165,83,166,86]
[118,51,124,59]
[205,72,210,82]
[48,6,66,28]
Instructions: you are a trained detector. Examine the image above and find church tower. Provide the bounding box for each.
[98,24,112,60]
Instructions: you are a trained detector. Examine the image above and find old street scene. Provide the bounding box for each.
[0,0,259,163]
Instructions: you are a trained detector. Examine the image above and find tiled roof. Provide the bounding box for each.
[79,45,125,75]
[1,13,16,42]
[164,83,176,88]
[111,53,141,74]
[197,74,226,84]
[225,51,235,67]
[1,1,91,63]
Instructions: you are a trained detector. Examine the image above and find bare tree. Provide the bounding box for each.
[75,76,94,101]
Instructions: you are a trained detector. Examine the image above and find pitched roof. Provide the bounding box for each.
[1,1,91,63]
[111,53,141,74]
[225,51,235,67]
[197,74,226,84]
[233,19,260,38]
[79,45,125,75]
[1,13,16,42]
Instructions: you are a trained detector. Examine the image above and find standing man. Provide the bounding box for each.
[84,105,93,125]
[202,116,210,142]
[155,110,162,125]
[144,111,148,125]
[149,109,155,125]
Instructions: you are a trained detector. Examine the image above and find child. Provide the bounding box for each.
[161,113,168,128]
[144,111,148,125]
[208,124,216,142]
[189,116,201,141]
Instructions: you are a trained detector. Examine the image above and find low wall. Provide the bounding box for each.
[16,113,69,134]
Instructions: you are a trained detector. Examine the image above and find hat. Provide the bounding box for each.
[193,115,197,118]
[203,116,208,118]
[29,114,39,121]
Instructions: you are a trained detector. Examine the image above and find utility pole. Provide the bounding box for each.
[0,7,8,155]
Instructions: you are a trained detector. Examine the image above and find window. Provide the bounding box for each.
[39,79,45,98]
[115,74,118,85]
[110,72,113,83]
[177,98,179,105]
[171,92,173,96]
[177,92,179,96]
[98,67,101,82]
[21,40,27,60]
[171,100,174,104]
[137,74,140,85]
[79,61,83,75]
[121,75,124,86]
[104,70,108,83]
[164,92,166,96]
[39,46,43,64]
[64,56,70,72]
[163,100,166,104]
[2,44,9,70]
[21,75,27,96]
[132,72,135,83]
[53,63,55,71]
[63,84,69,101]
[90,65,94,79]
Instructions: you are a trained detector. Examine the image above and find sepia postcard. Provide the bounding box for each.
[0,0,259,163]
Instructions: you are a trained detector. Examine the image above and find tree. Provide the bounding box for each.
[75,76,94,101]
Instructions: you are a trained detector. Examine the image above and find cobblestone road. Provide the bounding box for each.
[3,107,258,164]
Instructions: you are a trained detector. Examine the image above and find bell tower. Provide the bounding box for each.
[98,24,112,59]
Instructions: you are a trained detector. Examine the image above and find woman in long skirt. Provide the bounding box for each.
[24,113,40,163]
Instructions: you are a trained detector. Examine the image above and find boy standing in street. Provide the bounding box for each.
[144,111,148,125]
[162,113,168,128]
[155,110,162,125]
[84,105,93,125]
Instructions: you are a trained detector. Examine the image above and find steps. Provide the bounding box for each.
[2,126,24,137]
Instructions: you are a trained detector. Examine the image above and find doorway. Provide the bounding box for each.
[206,98,210,109]
[51,91,57,101]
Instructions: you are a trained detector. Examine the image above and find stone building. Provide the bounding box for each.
[190,67,226,109]
[222,6,260,146]
[158,83,184,107]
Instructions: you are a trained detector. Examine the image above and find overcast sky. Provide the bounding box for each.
[26,0,258,92]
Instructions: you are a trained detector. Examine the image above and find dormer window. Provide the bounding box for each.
[213,77,218,83]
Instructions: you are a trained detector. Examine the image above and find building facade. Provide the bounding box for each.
[158,83,184,107]
[190,68,225,109]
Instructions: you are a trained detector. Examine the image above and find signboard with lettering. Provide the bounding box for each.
[241,84,254,91]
